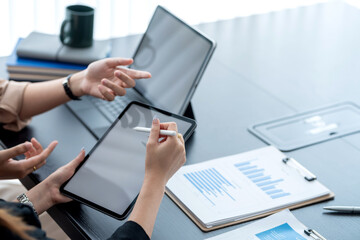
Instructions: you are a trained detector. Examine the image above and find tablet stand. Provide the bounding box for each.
[183,102,195,120]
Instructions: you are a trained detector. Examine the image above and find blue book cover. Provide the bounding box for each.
[7,39,87,73]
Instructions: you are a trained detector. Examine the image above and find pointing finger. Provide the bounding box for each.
[117,68,151,79]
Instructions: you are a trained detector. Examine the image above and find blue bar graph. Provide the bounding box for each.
[271,192,291,199]
[183,167,236,205]
[239,165,257,171]
[243,168,264,175]
[234,161,250,167]
[266,189,283,195]
[248,172,264,179]
[261,185,276,191]
[256,179,284,187]
[252,176,272,184]
[235,160,290,200]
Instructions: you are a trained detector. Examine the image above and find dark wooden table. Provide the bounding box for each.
[1,1,360,239]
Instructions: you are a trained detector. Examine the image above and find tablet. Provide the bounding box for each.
[60,101,196,219]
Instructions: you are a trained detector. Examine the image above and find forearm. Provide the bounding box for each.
[25,182,54,215]
[128,177,166,238]
[19,71,85,120]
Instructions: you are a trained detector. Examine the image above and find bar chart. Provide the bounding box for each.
[234,160,291,199]
[166,146,332,227]
[183,167,237,206]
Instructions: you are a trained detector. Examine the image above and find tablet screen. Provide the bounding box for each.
[133,6,216,115]
[61,102,196,219]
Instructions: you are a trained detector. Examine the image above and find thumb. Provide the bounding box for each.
[67,149,86,170]
[148,118,160,144]
[1,142,33,160]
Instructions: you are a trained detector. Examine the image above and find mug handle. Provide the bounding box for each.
[60,20,70,45]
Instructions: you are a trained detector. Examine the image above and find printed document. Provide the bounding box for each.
[206,209,317,240]
[166,146,331,228]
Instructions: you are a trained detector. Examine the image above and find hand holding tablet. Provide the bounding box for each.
[19,101,191,239]
[60,101,196,219]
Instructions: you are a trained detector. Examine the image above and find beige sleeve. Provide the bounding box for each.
[0,79,31,131]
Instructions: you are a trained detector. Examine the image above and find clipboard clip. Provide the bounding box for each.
[304,228,327,240]
[282,157,317,181]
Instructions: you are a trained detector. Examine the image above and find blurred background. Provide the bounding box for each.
[1,0,359,57]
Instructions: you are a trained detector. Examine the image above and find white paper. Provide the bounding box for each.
[206,209,314,240]
[166,146,330,228]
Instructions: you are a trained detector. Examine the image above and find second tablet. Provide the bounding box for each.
[60,101,196,219]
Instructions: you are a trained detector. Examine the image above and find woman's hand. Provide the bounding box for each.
[128,119,186,237]
[18,57,151,122]
[144,119,186,186]
[26,149,85,215]
[70,58,151,100]
[0,138,57,179]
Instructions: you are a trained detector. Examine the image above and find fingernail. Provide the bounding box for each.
[81,147,85,151]
[153,118,159,124]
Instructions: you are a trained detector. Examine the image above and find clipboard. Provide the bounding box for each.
[248,102,360,151]
[204,209,328,240]
[165,147,335,232]
[165,190,334,232]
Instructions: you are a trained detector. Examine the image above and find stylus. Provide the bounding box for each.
[133,127,177,136]
[323,206,360,213]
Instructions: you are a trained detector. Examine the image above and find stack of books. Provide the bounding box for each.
[6,32,110,81]
[7,39,87,81]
